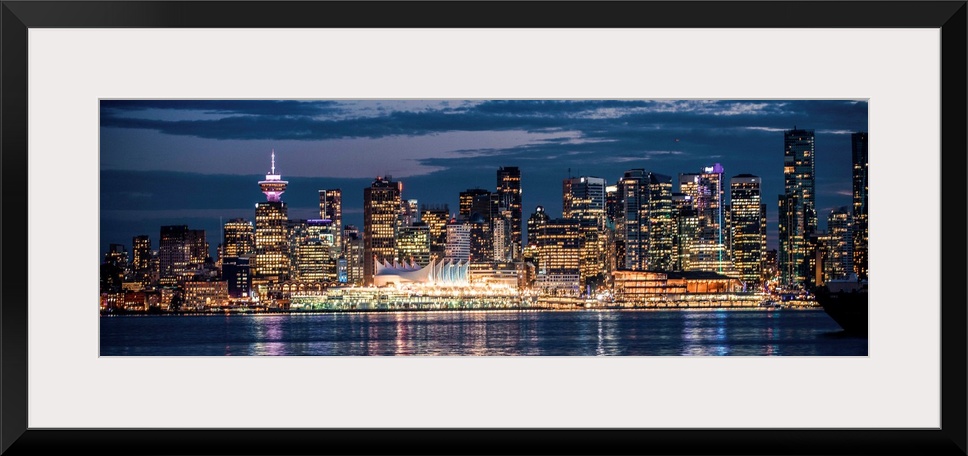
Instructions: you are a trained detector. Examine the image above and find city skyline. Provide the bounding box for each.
[101,99,867,261]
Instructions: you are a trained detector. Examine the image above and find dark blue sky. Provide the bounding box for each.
[100,99,867,260]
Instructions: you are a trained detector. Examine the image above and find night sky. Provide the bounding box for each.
[100,99,867,260]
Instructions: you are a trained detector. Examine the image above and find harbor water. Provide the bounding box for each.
[100,309,867,356]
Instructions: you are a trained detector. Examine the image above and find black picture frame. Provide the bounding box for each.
[2,1,965,455]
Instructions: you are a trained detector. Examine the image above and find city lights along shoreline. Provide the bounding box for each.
[100,127,868,315]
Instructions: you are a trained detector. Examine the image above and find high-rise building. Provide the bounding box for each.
[343,225,364,286]
[131,235,152,285]
[535,218,581,294]
[100,244,128,293]
[159,225,190,286]
[318,189,342,251]
[459,189,492,220]
[291,219,339,283]
[779,129,817,286]
[563,176,608,287]
[491,216,512,262]
[222,218,254,258]
[445,219,471,261]
[467,214,492,262]
[420,204,450,260]
[222,256,251,298]
[363,175,402,285]
[254,151,289,282]
[679,164,728,274]
[852,132,868,280]
[729,174,766,288]
[396,222,432,267]
[616,169,673,271]
[825,207,854,282]
[527,206,550,247]
[496,166,523,260]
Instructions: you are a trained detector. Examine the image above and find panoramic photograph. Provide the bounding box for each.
[99,99,868,356]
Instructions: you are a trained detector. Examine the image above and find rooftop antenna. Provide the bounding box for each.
[271,149,276,174]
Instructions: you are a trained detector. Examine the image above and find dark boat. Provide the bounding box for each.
[814,277,868,335]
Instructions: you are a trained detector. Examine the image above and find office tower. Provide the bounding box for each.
[647,173,674,272]
[730,174,766,288]
[445,220,471,261]
[825,207,854,281]
[131,235,151,285]
[527,206,550,247]
[363,175,402,285]
[398,198,419,229]
[291,219,338,283]
[420,204,450,260]
[159,225,190,285]
[396,222,432,266]
[255,151,290,282]
[459,189,492,219]
[492,216,512,262]
[563,176,608,287]
[188,229,208,267]
[562,176,606,224]
[852,132,868,280]
[222,218,254,258]
[616,169,672,271]
[318,189,342,250]
[496,166,523,260]
[343,225,364,285]
[779,128,817,286]
[222,257,252,298]
[535,218,581,294]
[467,214,491,262]
[679,164,728,274]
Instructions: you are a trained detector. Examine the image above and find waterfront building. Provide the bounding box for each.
[779,128,817,287]
[183,280,229,309]
[420,204,450,260]
[222,218,254,258]
[100,244,128,293]
[612,270,743,301]
[467,261,520,287]
[535,218,581,295]
[445,219,471,261]
[825,207,854,282]
[318,189,342,250]
[372,258,469,287]
[852,132,868,280]
[131,235,151,285]
[679,164,728,274]
[222,256,252,298]
[396,222,432,267]
[496,166,523,260]
[254,151,290,282]
[363,175,402,285]
[729,174,766,288]
[647,173,675,272]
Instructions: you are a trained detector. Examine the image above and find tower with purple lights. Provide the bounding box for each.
[254,150,290,282]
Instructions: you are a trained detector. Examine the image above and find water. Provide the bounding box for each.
[99,309,867,356]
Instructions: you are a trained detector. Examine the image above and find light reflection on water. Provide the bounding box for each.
[100,309,867,356]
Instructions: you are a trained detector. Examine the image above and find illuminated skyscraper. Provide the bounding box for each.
[825,207,854,282]
[254,151,290,282]
[445,219,471,261]
[363,175,402,285]
[616,169,673,271]
[535,218,581,294]
[563,176,608,287]
[496,166,523,260]
[343,225,364,285]
[159,225,190,286]
[318,189,342,250]
[222,218,254,258]
[420,204,450,260]
[396,222,432,266]
[131,235,151,285]
[729,174,766,288]
[852,132,868,280]
[647,173,674,272]
[679,164,728,274]
[459,189,492,220]
[779,129,817,286]
[527,206,550,247]
[291,219,338,283]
